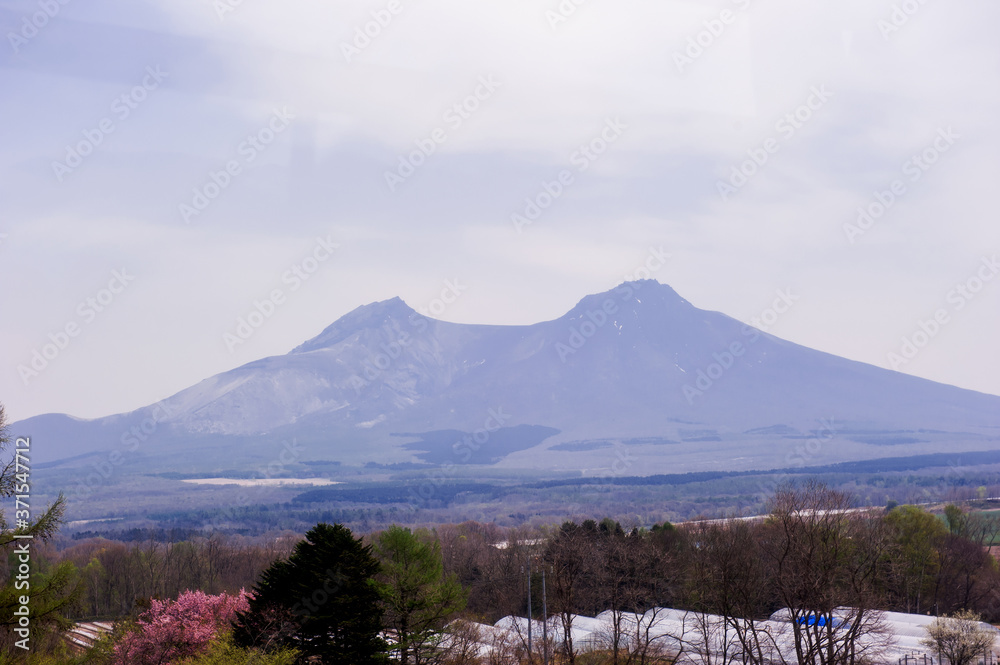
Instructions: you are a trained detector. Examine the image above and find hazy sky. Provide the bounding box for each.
[1,0,998,422]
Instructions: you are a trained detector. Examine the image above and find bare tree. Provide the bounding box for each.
[595,524,671,665]
[684,608,741,665]
[762,483,895,665]
[933,533,1000,617]
[441,619,487,665]
[544,521,593,665]
[625,607,675,665]
[488,625,528,665]
[438,522,537,623]
[688,519,788,665]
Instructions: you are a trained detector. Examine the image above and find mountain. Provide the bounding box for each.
[18,280,1000,475]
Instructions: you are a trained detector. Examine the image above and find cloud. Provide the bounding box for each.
[1,0,998,419]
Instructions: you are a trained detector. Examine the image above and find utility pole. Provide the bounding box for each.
[527,559,533,662]
[542,568,549,665]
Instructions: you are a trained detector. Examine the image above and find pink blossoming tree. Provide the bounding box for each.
[112,589,252,665]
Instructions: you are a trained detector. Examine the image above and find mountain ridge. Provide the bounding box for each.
[15,280,1000,474]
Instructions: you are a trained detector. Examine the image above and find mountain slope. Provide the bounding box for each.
[18,280,1000,473]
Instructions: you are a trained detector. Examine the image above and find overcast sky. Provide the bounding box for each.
[1,0,998,422]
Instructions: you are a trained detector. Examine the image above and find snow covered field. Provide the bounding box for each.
[179,478,341,487]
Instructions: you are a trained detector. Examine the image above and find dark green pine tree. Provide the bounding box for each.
[234,523,387,664]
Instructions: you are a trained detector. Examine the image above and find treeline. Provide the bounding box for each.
[433,484,1000,627]
[56,536,297,619]
[4,479,1000,661]
[56,468,1000,541]
[1,522,468,664]
[12,486,1000,628]
[429,484,1000,665]
[144,504,405,535]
